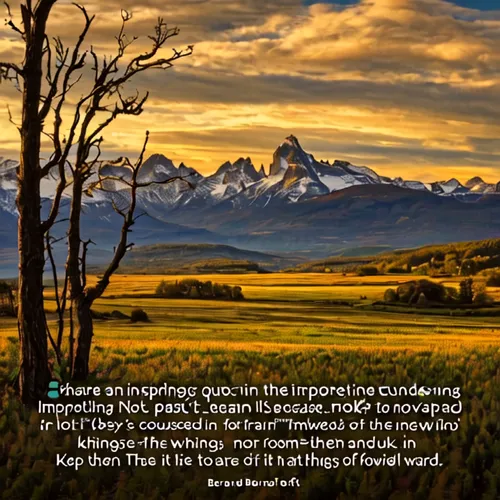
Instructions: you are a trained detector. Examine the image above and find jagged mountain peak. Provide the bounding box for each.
[144,153,175,167]
[233,157,253,168]
[465,176,485,188]
[282,135,302,149]
[215,161,233,176]
[332,160,351,167]
[429,178,469,196]
[2,134,500,216]
[178,163,203,183]
[139,153,178,182]
[271,135,320,182]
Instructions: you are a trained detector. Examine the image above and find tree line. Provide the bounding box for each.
[156,279,244,300]
[383,278,493,307]
[370,239,500,276]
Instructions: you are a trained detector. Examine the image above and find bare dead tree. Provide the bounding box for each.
[41,7,193,380]
[68,132,194,379]
[0,0,59,405]
[0,1,193,401]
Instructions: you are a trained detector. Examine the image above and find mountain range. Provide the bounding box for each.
[96,135,500,211]
[1,135,500,277]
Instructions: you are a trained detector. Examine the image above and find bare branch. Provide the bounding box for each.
[4,2,12,17]
[136,173,195,189]
[45,232,63,365]
[0,62,24,82]
[6,104,21,132]
[85,131,197,303]
[80,238,95,289]
[5,13,24,38]
[39,4,93,124]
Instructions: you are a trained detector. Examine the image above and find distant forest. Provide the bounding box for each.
[291,238,500,277]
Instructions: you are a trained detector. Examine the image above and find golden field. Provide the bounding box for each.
[1,273,499,358]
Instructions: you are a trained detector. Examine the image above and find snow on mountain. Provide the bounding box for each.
[184,157,265,206]
[0,187,16,215]
[1,136,500,215]
[465,176,498,194]
[138,154,178,182]
[0,158,18,183]
[179,162,203,184]
[430,178,469,195]
[314,159,379,192]
[392,178,429,191]
[465,176,485,189]
[334,160,380,182]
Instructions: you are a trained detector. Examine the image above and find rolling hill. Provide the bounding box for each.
[2,136,500,268]
[290,238,500,276]
[92,243,299,274]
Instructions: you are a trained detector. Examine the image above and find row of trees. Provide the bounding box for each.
[383,278,493,306]
[156,279,244,300]
[357,259,496,277]
[0,1,193,404]
[372,239,500,277]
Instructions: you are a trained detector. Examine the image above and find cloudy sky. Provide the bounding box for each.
[1,0,500,182]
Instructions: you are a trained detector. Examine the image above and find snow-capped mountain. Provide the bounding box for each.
[1,135,500,216]
[3,138,500,273]
[465,176,500,194]
[429,178,468,196]
[187,157,266,205]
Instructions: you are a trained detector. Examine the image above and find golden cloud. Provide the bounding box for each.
[0,0,499,183]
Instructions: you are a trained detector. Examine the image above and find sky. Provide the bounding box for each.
[1,0,500,183]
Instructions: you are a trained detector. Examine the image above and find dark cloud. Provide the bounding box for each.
[132,68,500,126]
[1,0,500,182]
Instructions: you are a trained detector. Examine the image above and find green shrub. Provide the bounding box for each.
[387,266,406,274]
[111,310,130,320]
[473,291,494,306]
[384,288,398,302]
[231,286,244,300]
[357,266,378,276]
[459,278,474,304]
[156,280,183,298]
[473,283,493,305]
[444,259,459,275]
[131,308,150,323]
[460,259,477,276]
[412,264,430,276]
[397,280,447,304]
[445,287,459,302]
[486,272,500,287]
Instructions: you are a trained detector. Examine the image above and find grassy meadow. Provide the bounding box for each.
[1,273,500,355]
[1,272,500,498]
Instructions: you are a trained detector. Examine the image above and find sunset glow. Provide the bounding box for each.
[1,0,500,182]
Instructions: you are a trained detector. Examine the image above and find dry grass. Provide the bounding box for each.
[2,273,499,357]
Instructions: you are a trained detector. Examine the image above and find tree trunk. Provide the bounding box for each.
[17,165,48,403]
[17,1,57,405]
[66,172,91,381]
[71,296,93,381]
